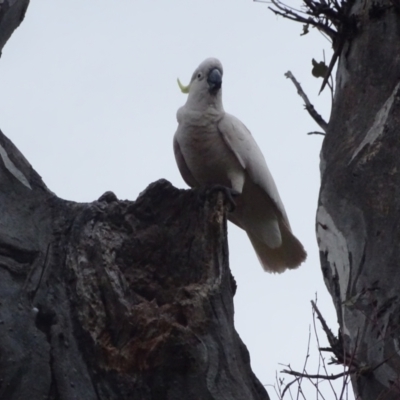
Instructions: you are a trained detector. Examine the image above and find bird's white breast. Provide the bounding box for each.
[176,109,244,190]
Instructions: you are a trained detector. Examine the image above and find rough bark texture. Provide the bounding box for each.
[317,1,400,398]
[0,129,270,399]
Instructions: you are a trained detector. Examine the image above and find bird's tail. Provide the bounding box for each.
[247,221,306,273]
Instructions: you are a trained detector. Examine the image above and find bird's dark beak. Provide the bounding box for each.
[207,68,222,94]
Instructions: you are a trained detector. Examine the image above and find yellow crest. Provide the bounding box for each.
[177,78,190,94]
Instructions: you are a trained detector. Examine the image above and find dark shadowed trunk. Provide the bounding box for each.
[316,1,400,398]
[0,120,269,400]
[0,127,269,400]
[0,4,270,400]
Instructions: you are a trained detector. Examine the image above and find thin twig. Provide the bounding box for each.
[273,296,370,398]
[311,300,338,350]
[308,131,326,136]
[303,367,327,400]
[267,0,338,40]
[269,7,336,39]
[339,329,359,399]
[340,364,351,400]
[316,335,322,400]
[297,327,312,400]
[264,0,358,94]
[281,377,301,399]
[281,369,358,380]
[285,71,328,132]
[323,49,335,102]
[319,37,343,94]
[312,298,338,399]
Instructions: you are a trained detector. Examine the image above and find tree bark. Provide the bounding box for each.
[317,1,400,398]
[0,127,270,399]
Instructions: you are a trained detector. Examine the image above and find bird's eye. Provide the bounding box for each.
[197,73,202,79]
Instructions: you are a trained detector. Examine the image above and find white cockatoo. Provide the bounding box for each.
[173,58,306,273]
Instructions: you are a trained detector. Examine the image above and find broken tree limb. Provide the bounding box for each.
[285,71,328,132]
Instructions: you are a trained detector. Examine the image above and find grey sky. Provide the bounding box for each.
[0,1,353,398]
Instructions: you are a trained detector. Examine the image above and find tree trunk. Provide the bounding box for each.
[317,1,400,398]
[0,129,270,400]
[0,5,269,400]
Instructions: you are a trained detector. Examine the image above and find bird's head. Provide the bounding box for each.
[177,58,223,107]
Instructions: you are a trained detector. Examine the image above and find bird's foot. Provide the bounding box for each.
[207,185,240,212]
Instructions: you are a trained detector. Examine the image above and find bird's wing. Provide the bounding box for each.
[218,112,290,226]
[173,134,199,188]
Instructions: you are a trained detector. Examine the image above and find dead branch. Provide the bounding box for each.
[311,300,338,350]
[273,298,360,399]
[281,369,357,381]
[266,0,338,40]
[280,377,300,399]
[285,71,328,132]
[319,37,342,93]
[308,131,326,136]
[311,297,338,396]
[261,0,357,93]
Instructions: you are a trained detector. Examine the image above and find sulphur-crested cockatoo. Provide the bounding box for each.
[173,58,306,273]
